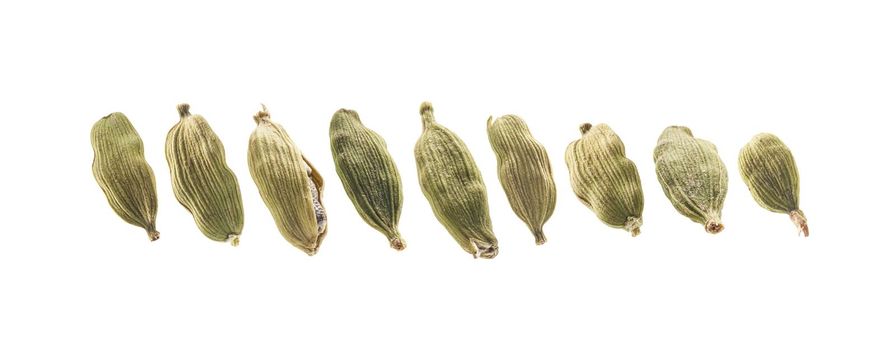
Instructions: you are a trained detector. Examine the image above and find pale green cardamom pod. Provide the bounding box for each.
[166,103,244,246]
[565,123,644,236]
[330,109,404,251]
[739,133,808,237]
[249,106,327,255]
[91,112,160,241]
[415,102,498,259]
[653,126,728,234]
[486,114,556,244]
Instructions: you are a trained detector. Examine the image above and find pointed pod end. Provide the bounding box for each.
[253,104,271,124]
[476,246,499,259]
[147,229,160,242]
[705,220,725,234]
[229,234,240,247]
[176,103,191,118]
[790,210,809,237]
[390,237,406,251]
[420,101,435,128]
[579,123,593,135]
[532,229,547,245]
[624,216,643,237]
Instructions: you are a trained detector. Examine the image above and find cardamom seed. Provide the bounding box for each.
[249,105,327,255]
[653,126,728,234]
[330,108,405,250]
[166,103,244,246]
[415,102,498,258]
[91,112,160,241]
[486,114,556,244]
[738,133,808,236]
[565,123,644,236]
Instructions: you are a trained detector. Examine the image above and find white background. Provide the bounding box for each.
[1,1,894,349]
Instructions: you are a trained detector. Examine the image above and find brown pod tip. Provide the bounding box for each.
[229,234,240,247]
[146,229,160,242]
[472,239,498,259]
[579,123,593,135]
[624,216,642,237]
[176,103,191,118]
[790,210,809,237]
[390,237,407,251]
[253,104,271,124]
[705,219,725,234]
[532,228,547,245]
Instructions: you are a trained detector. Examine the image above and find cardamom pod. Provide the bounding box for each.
[565,123,644,236]
[91,112,160,241]
[166,103,244,245]
[249,106,327,255]
[486,114,556,244]
[415,102,498,258]
[330,109,404,250]
[653,126,728,234]
[738,133,808,236]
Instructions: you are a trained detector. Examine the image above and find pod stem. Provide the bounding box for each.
[704,217,725,234]
[471,238,498,259]
[790,210,809,237]
[253,104,271,124]
[228,234,240,247]
[624,216,642,237]
[146,229,160,242]
[176,103,191,118]
[532,228,547,245]
[419,101,435,128]
[579,123,593,135]
[388,235,406,251]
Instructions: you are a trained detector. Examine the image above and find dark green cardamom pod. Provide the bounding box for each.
[91,112,160,241]
[739,133,808,236]
[249,106,327,255]
[654,126,728,234]
[566,123,644,236]
[487,114,556,244]
[166,103,244,246]
[330,109,404,250]
[415,102,498,259]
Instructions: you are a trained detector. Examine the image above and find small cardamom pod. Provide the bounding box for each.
[91,112,160,241]
[654,126,728,234]
[249,105,327,255]
[415,102,498,259]
[330,109,405,250]
[486,114,556,244]
[738,133,808,236]
[565,123,644,236]
[166,103,244,245]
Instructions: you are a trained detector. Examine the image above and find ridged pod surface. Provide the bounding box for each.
[166,104,244,245]
[248,106,327,255]
[415,102,498,259]
[565,123,644,236]
[739,133,808,236]
[330,109,404,250]
[653,126,728,234]
[486,114,555,244]
[91,112,160,241]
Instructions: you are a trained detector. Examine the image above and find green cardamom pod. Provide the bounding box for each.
[653,126,728,234]
[330,108,404,250]
[486,114,556,244]
[91,112,160,241]
[565,123,644,236]
[415,102,498,259]
[249,106,327,255]
[738,133,808,236]
[166,103,244,245]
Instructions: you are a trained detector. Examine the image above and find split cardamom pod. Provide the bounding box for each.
[654,126,728,234]
[91,112,160,241]
[565,123,644,236]
[330,108,404,250]
[739,133,808,236]
[166,103,244,245]
[249,105,327,255]
[415,102,498,258]
[486,114,556,244]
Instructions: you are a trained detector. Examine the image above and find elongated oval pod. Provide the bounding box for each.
[330,109,404,250]
[486,114,556,244]
[565,123,644,236]
[249,106,327,255]
[739,133,808,236]
[653,126,728,234]
[415,102,498,259]
[91,112,160,241]
[166,103,244,245]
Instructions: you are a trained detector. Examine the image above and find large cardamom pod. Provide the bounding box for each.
[249,106,327,255]
[91,112,160,241]
[486,114,556,244]
[653,126,728,234]
[739,133,808,236]
[330,109,404,250]
[415,102,498,258]
[166,103,244,245]
[565,123,644,236]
